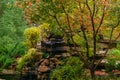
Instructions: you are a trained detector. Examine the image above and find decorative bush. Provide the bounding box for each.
[38,23,50,39]
[24,27,40,48]
[39,23,64,39]
[17,48,41,70]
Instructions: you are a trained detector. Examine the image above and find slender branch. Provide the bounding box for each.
[53,15,65,33]
[114,17,120,28]
[86,0,92,16]
[61,4,77,50]
[115,33,120,41]
[77,1,90,58]
[95,5,106,36]
[89,1,96,60]
[62,4,72,31]
[81,24,89,58]
[92,0,96,17]
[94,27,114,69]
[114,20,120,40]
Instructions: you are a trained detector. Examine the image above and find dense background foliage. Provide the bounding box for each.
[0,0,26,69]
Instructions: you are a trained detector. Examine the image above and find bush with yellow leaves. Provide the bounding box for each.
[17,48,42,70]
[38,23,50,39]
[24,27,40,48]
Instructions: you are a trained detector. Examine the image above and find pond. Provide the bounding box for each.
[0,74,20,80]
[0,73,38,80]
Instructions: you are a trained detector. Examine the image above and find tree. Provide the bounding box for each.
[15,0,40,24]
[17,0,120,79]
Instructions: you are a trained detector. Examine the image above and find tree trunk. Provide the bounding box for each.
[90,68,95,80]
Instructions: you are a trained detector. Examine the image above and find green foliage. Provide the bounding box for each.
[107,49,120,60]
[117,42,120,49]
[0,0,17,17]
[0,36,26,56]
[116,63,120,70]
[105,59,116,72]
[0,55,14,69]
[0,41,26,69]
[106,1,120,28]
[0,36,14,54]
[106,49,120,72]
[108,48,120,71]
[39,23,64,39]
[24,27,40,41]
[0,3,26,38]
[108,49,120,56]
[0,55,8,65]
[10,42,27,57]
[72,34,85,45]
[51,57,84,80]
[38,23,50,38]
[0,0,26,69]
[17,48,40,70]
[24,27,40,48]
[2,58,14,68]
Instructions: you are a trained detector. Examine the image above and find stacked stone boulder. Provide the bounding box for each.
[36,36,70,80]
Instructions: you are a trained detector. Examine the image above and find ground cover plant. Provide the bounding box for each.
[51,57,84,80]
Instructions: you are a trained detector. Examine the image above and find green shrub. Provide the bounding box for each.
[105,59,116,72]
[107,49,120,60]
[116,63,120,70]
[51,57,84,80]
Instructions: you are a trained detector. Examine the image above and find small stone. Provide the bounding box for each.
[38,65,50,72]
[41,59,50,66]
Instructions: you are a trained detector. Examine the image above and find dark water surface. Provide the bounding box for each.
[0,73,38,80]
[0,74,20,80]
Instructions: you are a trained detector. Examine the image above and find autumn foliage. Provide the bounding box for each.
[15,0,40,23]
